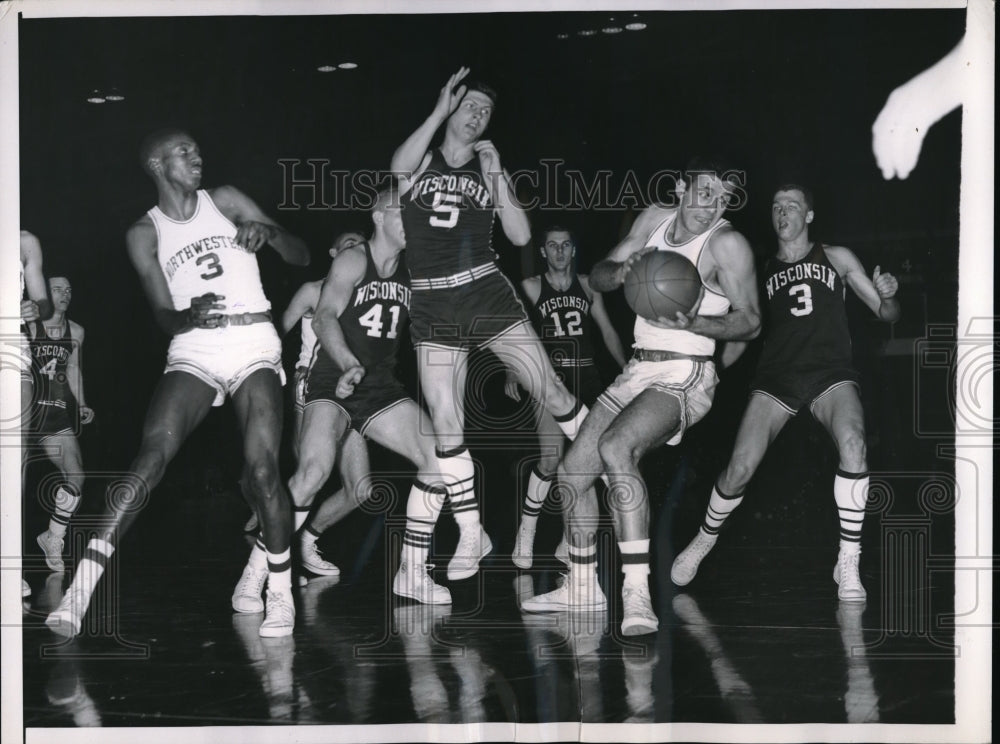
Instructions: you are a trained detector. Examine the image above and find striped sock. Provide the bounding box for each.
[48,484,82,538]
[701,483,744,536]
[553,401,589,441]
[437,446,479,530]
[403,479,447,567]
[834,470,868,550]
[267,548,292,594]
[619,538,650,587]
[567,538,598,583]
[300,524,321,549]
[293,505,311,533]
[522,465,553,529]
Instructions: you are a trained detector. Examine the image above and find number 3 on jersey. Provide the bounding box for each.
[358,303,402,339]
[788,283,813,316]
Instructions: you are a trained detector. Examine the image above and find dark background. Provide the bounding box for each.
[18,8,963,545]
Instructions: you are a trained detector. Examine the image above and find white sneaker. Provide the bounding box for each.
[621,583,659,636]
[46,589,85,638]
[447,527,493,580]
[232,564,268,613]
[833,549,867,602]
[300,539,340,577]
[512,521,535,569]
[259,590,295,637]
[554,537,570,567]
[393,562,452,605]
[520,574,607,613]
[670,530,718,586]
[37,530,66,573]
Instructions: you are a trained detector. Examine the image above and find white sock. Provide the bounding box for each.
[567,539,598,583]
[249,538,268,570]
[521,466,552,530]
[702,483,744,536]
[437,447,479,532]
[68,538,115,604]
[619,539,650,587]
[403,479,447,567]
[266,548,292,594]
[834,470,868,547]
[48,485,82,538]
[293,505,311,533]
[553,402,589,441]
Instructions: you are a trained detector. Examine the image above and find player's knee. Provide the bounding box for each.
[723,459,756,492]
[597,430,635,471]
[292,458,331,497]
[244,459,281,499]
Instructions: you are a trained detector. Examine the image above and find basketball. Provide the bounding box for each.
[623,250,702,321]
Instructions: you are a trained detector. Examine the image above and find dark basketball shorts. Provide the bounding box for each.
[28,400,74,438]
[409,270,529,349]
[751,367,860,416]
[304,355,409,437]
[551,361,603,407]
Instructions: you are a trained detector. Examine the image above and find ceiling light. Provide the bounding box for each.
[556,32,570,40]
[625,21,647,31]
[338,62,358,70]
[577,29,597,37]
[602,26,623,34]
[105,88,125,102]
[317,65,337,72]
[86,89,105,104]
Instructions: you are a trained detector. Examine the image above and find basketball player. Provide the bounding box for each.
[521,159,761,637]
[29,276,94,574]
[47,129,309,638]
[506,226,627,568]
[233,189,454,607]
[19,230,52,597]
[671,184,899,601]
[392,68,589,579]
[240,230,365,536]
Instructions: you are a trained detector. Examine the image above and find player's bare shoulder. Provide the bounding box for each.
[821,244,860,277]
[521,275,542,303]
[68,319,86,340]
[330,242,369,282]
[638,202,676,239]
[126,214,158,261]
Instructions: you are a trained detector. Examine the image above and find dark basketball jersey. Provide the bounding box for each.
[329,242,411,372]
[30,320,74,406]
[756,243,853,376]
[401,149,495,280]
[534,274,595,366]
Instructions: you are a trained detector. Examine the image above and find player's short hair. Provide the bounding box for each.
[331,231,366,254]
[464,80,498,109]
[540,225,576,247]
[775,183,814,211]
[138,128,191,175]
[683,155,740,189]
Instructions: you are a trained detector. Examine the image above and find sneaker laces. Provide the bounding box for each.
[686,533,715,561]
[238,566,267,596]
[839,551,862,585]
[264,591,294,622]
[623,584,654,618]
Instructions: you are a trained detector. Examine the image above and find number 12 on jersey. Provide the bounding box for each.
[358,303,402,338]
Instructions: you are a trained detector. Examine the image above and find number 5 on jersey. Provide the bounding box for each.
[358,303,402,338]
[429,192,461,228]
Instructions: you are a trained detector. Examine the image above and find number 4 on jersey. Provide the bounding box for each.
[358,303,402,339]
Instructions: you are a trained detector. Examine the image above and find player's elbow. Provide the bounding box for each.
[743,310,762,340]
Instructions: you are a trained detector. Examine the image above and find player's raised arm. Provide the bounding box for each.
[281,282,319,337]
[582,276,628,368]
[312,246,367,372]
[476,140,531,246]
[825,245,901,323]
[21,230,53,321]
[588,205,667,293]
[209,185,310,266]
[126,218,225,336]
[391,67,470,193]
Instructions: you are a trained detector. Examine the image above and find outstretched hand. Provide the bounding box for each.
[234,221,277,253]
[433,67,470,122]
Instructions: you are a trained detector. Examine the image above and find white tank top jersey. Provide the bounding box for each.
[297,313,317,369]
[632,213,732,357]
[148,190,270,314]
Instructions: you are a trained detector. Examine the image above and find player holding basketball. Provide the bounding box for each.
[506,226,627,568]
[47,129,308,638]
[521,159,761,636]
[671,184,899,601]
[30,276,94,574]
[233,189,454,606]
[392,68,589,579]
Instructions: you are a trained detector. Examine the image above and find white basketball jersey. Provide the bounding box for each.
[149,190,270,314]
[632,212,732,356]
[297,313,317,369]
